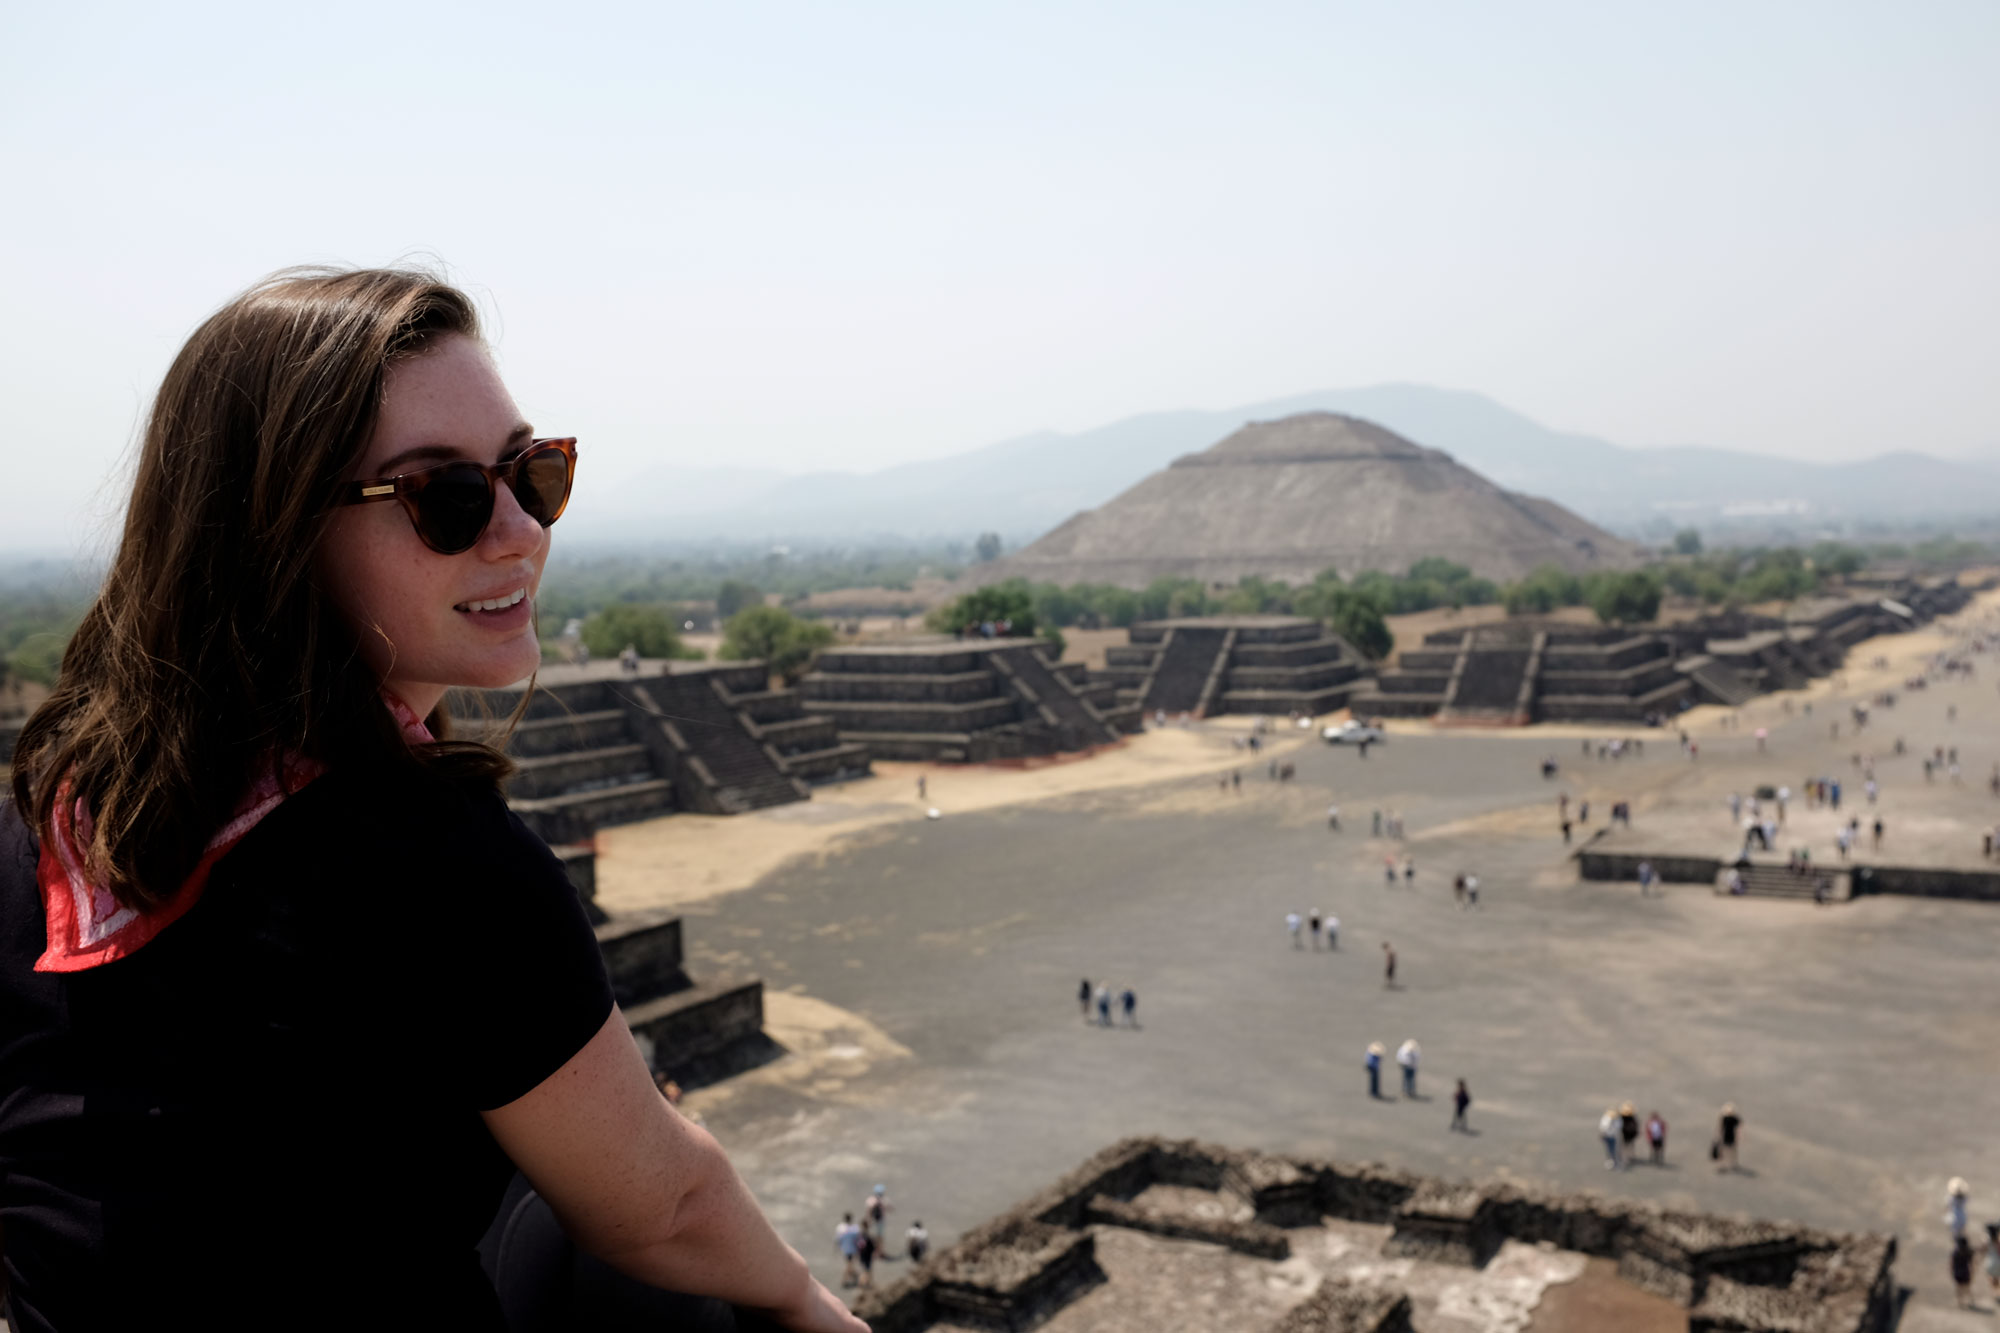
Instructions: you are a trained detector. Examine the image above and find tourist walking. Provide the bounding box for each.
[854,1226,876,1290]
[1465,874,1480,908]
[1397,1039,1421,1097]
[1983,1223,2000,1302]
[1365,1042,1385,1099]
[1403,858,1415,886]
[1095,984,1113,1027]
[1308,910,1323,948]
[836,1214,861,1287]
[1287,912,1304,947]
[1384,857,1397,886]
[1715,1104,1741,1171]
[863,1184,892,1251]
[1450,1079,1471,1132]
[1952,1236,1976,1309]
[905,1221,929,1266]
[1079,977,1093,1019]
[1327,803,1340,831]
[1600,1108,1622,1169]
[1453,874,1466,907]
[1619,1103,1640,1164]
[1946,1178,1971,1240]
[1382,942,1397,988]
[1645,1111,1667,1165]
[1637,861,1656,897]
[1121,987,1138,1027]
[1325,913,1340,951]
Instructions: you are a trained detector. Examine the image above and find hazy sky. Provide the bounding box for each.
[3,1,1996,552]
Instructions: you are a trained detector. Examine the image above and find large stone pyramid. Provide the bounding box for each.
[977,412,1644,588]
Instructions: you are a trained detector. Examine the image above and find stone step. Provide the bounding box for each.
[594,909,688,1007]
[498,708,631,757]
[841,730,975,763]
[780,741,874,783]
[506,743,655,798]
[623,976,766,1076]
[758,715,840,750]
[510,777,676,828]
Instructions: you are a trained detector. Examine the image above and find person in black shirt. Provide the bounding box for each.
[0,268,862,1333]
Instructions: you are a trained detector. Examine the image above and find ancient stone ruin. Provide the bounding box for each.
[453,662,863,1086]
[1091,615,1370,718]
[855,1137,1897,1333]
[797,639,1142,763]
[1355,582,1973,726]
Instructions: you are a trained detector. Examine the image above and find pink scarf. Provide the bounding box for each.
[35,696,434,973]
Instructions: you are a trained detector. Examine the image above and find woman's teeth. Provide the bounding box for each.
[458,588,527,613]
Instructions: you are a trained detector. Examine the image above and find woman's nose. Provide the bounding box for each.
[480,479,546,558]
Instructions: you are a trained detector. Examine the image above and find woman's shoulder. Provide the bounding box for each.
[231,760,561,903]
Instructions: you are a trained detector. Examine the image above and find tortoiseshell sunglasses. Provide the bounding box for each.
[341,437,577,555]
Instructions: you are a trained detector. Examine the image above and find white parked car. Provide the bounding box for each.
[1321,720,1385,745]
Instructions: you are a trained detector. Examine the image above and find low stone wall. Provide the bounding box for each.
[594,909,686,1008]
[1579,849,1725,884]
[1268,1278,1413,1333]
[1082,1194,1289,1260]
[1853,864,2000,901]
[1584,851,2000,902]
[852,1137,1897,1333]
[622,978,764,1074]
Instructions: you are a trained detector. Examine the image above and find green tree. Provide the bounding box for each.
[1673,528,1703,556]
[580,604,691,659]
[1587,571,1663,625]
[1324,589,1393,660]
[927,581,1038,637]
[974,531,1003,563]
[721,605,837,682]
[715,580,763,621]
[1135,577,1213,621]
[1502,565,1585,615]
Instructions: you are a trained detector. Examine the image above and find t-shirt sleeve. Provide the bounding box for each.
[414,789,616,1111]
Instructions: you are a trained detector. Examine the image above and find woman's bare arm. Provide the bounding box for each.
[482,1009,866,1333]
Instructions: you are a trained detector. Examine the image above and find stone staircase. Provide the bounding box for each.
[1715,862,1851,902]
[1141,626,1231,715]
[990,643,1121,750]
[1678,654,1760,708]
[598,909,773,1085]
[716,680,874,785]
[630,672,808,813]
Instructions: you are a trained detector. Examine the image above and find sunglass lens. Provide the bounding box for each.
[417,467,495,554]
[515,448,572,527]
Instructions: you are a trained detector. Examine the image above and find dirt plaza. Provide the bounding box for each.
[616,599,2000,1327]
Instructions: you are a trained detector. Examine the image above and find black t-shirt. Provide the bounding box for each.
[0,763,615,1331]
[1721,1114,1741,1145]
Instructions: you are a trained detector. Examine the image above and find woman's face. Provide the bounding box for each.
[317,334,550,718]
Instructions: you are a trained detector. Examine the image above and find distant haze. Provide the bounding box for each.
[3,3,1995,555]
[571,384,2000,547]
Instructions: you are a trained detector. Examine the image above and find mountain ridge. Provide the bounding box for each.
[577,385,2000,544]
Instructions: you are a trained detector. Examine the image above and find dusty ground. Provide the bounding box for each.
[596,590,2000,1330]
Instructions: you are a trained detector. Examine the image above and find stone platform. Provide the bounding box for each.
[798,638,1141,763]
[1093,616,1369,718]
[855,1139,1895,1333]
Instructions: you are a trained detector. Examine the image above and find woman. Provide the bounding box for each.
[0,268,864,1333]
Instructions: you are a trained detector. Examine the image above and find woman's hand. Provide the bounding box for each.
[757,1274,871,1333]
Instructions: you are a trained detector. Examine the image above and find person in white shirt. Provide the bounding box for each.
[1599,1109,1622,1169]
[1325,914,1339,950]
[1396,1039,1421,1098]
[1286,912,1303,947]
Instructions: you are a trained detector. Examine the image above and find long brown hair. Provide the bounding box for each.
[13,267,517,911]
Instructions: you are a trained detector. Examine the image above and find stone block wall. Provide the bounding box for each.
[851,1137,1896,1333]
